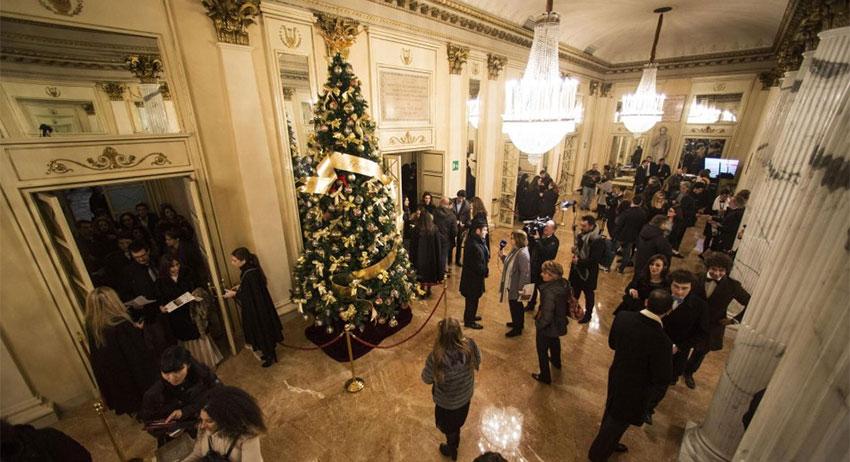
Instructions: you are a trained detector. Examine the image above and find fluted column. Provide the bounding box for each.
[679,26,850,462]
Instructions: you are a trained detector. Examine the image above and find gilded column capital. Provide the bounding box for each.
[588,80,600,96]
[775,0,849,73]
[486,53,506,80]
[159,82,172,100]
[201,0,261,46]
[98,81,127,101]
[124,54,163,84]
[447,43,469,75]
[314,12,363,60]
[282,87,295,100]
[600,82,613,98]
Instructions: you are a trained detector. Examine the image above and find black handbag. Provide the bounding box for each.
[201,435,238,462]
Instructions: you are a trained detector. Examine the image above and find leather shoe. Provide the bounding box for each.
[643,413,653,425]
[439,443,450,457]
[578,313,592,324]
[261,358,275,368]
[531,373,551,384]
[505,329,522,337]
[464,322,483,330]
[474,316,482,321]
[614,443,628,452]
[684,374,696,389]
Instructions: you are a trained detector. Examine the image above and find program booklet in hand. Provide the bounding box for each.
[165,292,201,313]
[124,295,155,309]
[517,283,535,302]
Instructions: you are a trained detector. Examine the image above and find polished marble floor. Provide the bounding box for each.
[53,212,733,462]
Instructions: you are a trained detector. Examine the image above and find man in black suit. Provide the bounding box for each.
[124,241,175,356]
[710,195,746,253]
[459,221,489,329]
[102,231,135,297]
[633,158,654,194]
[135,202,159,238]
[451,190,471,266]
[650,157,672,182]
[570,216,607,324]
[682,253,750,388]
[614,195,647,274]
[644,270,709,424]
[669,182,700,258]
[588,289,673,462]
[525,220,559,312]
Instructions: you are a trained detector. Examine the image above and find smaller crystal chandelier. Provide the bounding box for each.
[503,0,579,161]
[620,7,671,136]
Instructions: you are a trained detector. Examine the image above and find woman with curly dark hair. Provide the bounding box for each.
[184,386,266,461]
[614,254,670,315]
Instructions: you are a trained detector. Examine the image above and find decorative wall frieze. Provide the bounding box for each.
[280,25,302,48]
[446,43,469,75]
[314,12,363,59]
[388,131,425,145]
[486,53,505,80]
[124,54,163,83]
[401,48,413,65]
[45,147,171,175]
[44,86,61,98]
[691,125,726,134]
[38,0,83,17]
[775,0,849,73]
[201,0,261,46]
[98,82,127,101]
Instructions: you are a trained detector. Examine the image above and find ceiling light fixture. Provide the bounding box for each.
[502,0,579,161]
[620,7,671,136]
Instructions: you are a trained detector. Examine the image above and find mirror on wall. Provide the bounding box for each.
[608,134,648,167]
[687,93,743,124]
[278,53,314,179]
[0,17,179,138]
[465,79,480,197]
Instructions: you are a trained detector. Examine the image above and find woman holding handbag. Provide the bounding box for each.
[184,386,265,461]
[499,230,530,337]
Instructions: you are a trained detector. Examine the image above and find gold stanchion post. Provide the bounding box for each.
[94,402,143,462]
[443,283,449,319]
[344,328,365,393]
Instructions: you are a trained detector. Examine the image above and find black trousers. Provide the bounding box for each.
[683,346,709,376]
[588,407,631,462]
[669,221,688,251]
[463,296,480,325]
[574,283,596,316]
[646,383,669,416]
[535,332,561,381]
[452,227,467,263]
[508,299,525,330]
[435,401,470,450]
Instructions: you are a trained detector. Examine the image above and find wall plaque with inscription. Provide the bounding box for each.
[661,94,686,122]
[379,69,431,123]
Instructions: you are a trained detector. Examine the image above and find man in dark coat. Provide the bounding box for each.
[669,182,700,257]
[644,270,709,424]
[710,195,746,252]
[433,198,458,275]
[102,232,134,295]
[588,289,673,462]
[614,195,647,274]
[650,157,672,181]
[525,220,560,312]
[136,202,159,238]
[125,241,175,357]
[571,216,607,324]
[532,261,570,385]
[459,221,489,329]
[682,253,750,388]
[633,215,673,278]
[633,158,654,194]
[451,190,471,265]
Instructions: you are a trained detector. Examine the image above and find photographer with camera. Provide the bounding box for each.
[524,220,559,313]
[570,215,607,324]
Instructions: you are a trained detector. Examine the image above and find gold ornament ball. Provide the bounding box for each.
[389,317,398,328]
[326,325,334,334]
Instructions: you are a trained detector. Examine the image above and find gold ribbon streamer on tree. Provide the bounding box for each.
[331,245,398,323]
[299,151,392,194]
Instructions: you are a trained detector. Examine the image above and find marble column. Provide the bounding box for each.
[679,26,850,462]
[447,73,466,197]
[139,83,170,133]
[478,65,505,225]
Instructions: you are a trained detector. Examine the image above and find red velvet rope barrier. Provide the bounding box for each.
[421,281,444,287]
[350,284,446,349]
[279,332,345,350]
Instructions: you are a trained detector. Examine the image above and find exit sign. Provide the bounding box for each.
[452,160,459,171]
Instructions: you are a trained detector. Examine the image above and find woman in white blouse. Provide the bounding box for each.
[183,386,264,462]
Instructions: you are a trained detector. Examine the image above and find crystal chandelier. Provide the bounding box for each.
[620,7,671,136]
[503,0,578,160]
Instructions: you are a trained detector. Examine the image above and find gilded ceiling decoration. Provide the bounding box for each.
[201,0,261,46]
[125,54,163,83]
[38,0,84,17]
[314,12,363,59]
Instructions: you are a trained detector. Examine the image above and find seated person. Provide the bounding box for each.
[140,346,222,446]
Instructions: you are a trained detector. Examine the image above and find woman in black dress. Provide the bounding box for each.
[468,197,491,252]
[156,255,201,343]
[85,287,158,415]
[613,254,669,315]
[410,210,444,298]
[223,248,283,368]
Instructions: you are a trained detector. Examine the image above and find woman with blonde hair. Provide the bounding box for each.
[647,190,669,220]
[500,230,531,337]
[421,318,482,461]
[85,287,158,415]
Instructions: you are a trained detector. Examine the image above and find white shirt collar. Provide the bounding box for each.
[640,309,663,326]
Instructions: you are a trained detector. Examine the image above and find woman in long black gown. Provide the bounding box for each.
[223,248,283,368]
[85,287,158,415]
[410,210,444,298]
[156,255,201,343]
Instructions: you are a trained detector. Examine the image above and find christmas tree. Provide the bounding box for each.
[290,53,419,333]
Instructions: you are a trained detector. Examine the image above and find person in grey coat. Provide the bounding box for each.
[499,230,531,337]
[532,261,570,384]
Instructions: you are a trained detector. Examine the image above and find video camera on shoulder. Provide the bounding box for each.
[522,216,550,237]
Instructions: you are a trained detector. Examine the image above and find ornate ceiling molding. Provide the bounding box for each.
[46,147,171,175]
[202,0,261,46]
[447,43,469,74]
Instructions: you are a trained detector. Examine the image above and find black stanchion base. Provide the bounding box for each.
[305,307,413,362]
